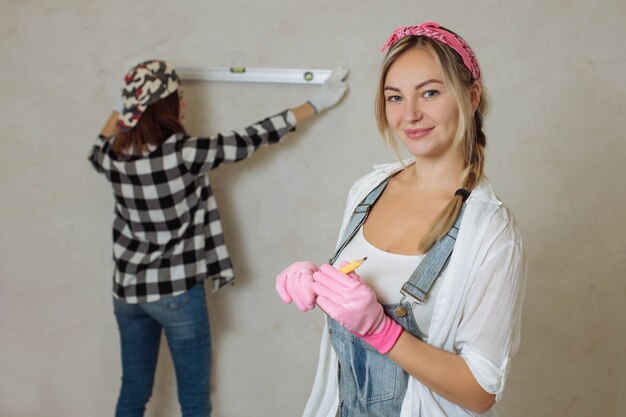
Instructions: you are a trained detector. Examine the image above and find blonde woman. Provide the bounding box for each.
[276,22,526,417]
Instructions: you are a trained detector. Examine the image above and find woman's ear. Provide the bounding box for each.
[470,82,481,113]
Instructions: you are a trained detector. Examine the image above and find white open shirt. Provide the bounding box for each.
[302,159,527,417]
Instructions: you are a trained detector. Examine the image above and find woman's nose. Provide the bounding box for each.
[403,100,423,122]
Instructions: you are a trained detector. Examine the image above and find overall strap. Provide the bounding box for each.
[400,203,467,304]
[329,176,393,264]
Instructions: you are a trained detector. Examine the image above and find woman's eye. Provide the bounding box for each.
[386,95,402,103]
[422,90,439,99]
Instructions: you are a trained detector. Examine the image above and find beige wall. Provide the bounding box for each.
[1,1,625,416]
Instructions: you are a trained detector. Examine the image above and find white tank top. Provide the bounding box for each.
[331,226,443,338]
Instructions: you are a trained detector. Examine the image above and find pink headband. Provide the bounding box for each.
[380,22,481,80]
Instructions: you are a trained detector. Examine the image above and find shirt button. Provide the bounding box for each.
[329,329,334,335]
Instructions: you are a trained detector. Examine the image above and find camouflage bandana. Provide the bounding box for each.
[117,60,180,131]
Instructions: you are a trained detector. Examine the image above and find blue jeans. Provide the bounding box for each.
[328,303,424,417]
[113,281,211,417]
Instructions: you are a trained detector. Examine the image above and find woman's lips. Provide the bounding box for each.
[403,127,434,140]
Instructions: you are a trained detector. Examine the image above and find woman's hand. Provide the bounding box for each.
[312,263,403,354]
[307,66,349,113]
[275,261,319,312]
[312,263,384,334]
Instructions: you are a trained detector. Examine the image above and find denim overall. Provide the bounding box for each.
[327,176,466,417]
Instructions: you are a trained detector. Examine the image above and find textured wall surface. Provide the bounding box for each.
[1,0,625,416]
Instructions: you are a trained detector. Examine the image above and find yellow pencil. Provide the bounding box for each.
[339,257,368,274]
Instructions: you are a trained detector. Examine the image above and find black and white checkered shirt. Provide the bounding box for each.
[89,110,296,303]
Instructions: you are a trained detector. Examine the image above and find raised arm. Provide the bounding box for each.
[181,66,349,175]
[88,109,120,173]
[99,110,120,139]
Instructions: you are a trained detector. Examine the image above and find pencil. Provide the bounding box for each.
[339,257,368,274]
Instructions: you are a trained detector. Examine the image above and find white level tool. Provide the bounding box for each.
[177,67,332,85]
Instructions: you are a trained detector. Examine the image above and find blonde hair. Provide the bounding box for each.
[374,35,489,252]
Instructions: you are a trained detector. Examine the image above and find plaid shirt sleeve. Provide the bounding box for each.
[88,135,110,174]
[181,110,296,175]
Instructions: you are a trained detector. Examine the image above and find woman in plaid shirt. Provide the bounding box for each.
[89,60,348,417]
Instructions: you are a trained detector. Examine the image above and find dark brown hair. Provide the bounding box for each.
[113,91,186,155]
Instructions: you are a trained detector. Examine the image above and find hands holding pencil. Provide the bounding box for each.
[275,257,403,354]
[275,257,366,312]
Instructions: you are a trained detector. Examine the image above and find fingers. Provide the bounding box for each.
[312,280,345,306]
[336,260,359,280]
[313,265,352,293]
[275,274,293,304]
[321,263,361,285]
[316,295,347,320]
[286,273,305,311]
[287,270,315,312]
[345,270,359,280]
[275,261,319,312]
[330,66,349,82]
[276,260,367,315]
[293,261,318,271]
[308,67,349,113]
[312,265,358,306]
[298,271,316,307]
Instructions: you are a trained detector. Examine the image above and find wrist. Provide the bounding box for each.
[291,102,316,124]
[357,316,403,354]
[306,100,320,114]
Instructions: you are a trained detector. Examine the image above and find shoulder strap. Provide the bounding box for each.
[400,203,467,304]
[329,176,393,264]
[330,174,469,305]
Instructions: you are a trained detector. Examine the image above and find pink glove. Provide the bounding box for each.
[275,261,319,312]
[312,263,403,354]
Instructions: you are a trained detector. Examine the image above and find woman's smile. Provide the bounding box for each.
[403,127,434,140]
